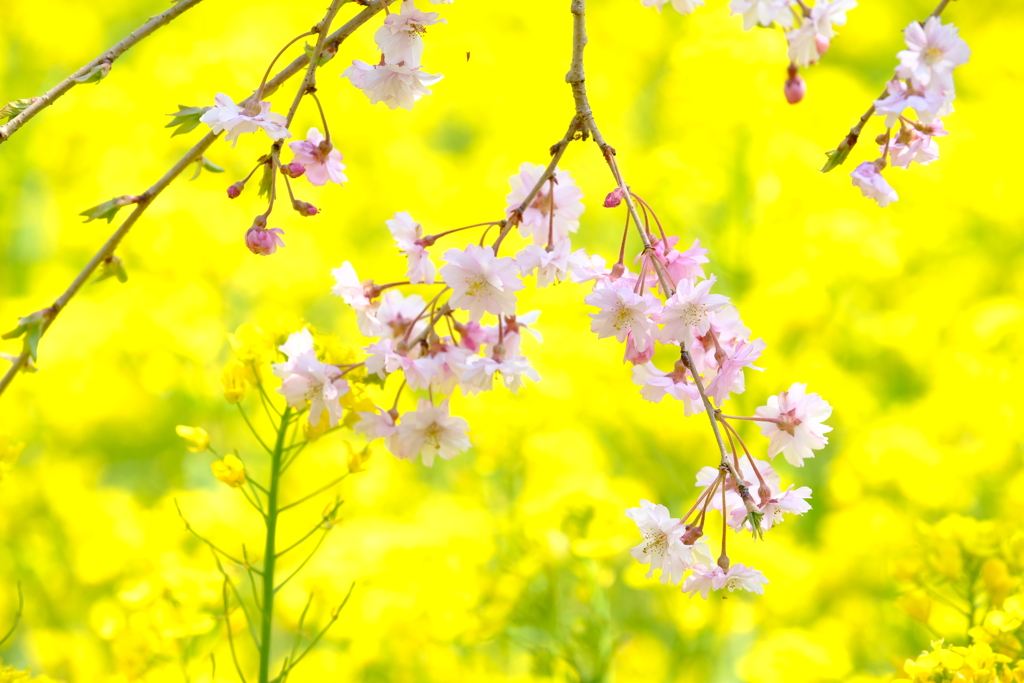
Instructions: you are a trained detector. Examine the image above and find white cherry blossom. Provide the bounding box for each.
[388,399,470,466]
[440,245,524,320]
[374,0,445,66]
[505,163,585,247]
[626,500,711,585]
[850,161,898,207]
[200,93,291,146]
[682,563,769,598]
[896,16,971,91]
[343,61,443,110]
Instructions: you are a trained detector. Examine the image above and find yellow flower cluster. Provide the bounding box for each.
[0,661,57,683]
[210,453,246,488]
[897,640,1024,682]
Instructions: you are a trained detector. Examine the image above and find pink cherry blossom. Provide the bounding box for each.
[888,120,946,168]
[288,128,347,186]
[626,500,711,585]
[640,0,705,14]
[388,399,470,466]
[440,245,524,320]
[386,212,436,285]
[375,289,429,341]
[656,275,730,349]
[343,61,443,110]
[754,382,833,467]
[730,485,812,532]
[656,237,709,286]
[364,339,405,379]
[696,456,780,519]
[682,563,769,598]
[568,249,612,284]
[505,163,585,246]
[896,17,970,91]
[728,0,793,30]
[516,241,571,288]
[200,93,291,146]
[272,330,350,427]
[330,261,373,310]
[873,79,949,128]
[375,0,445,66]
[850,161,898,207]
[585,279,660,351]
[354,408,398,441]
[705,337,766,404]
[631,362,705,415]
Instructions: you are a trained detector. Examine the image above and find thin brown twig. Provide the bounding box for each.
[0,0,208,144]
[0,0,397,399]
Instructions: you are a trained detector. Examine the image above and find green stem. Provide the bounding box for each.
[259,406,292,683]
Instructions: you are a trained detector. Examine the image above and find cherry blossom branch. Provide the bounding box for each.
[284,0,348,127]
[0,1,396,400]
[820,0,958,172]
[0,0,207,144]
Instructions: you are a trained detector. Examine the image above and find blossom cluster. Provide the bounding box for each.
[850,16,970,207]
[343,0,445,110]
[641,0,859,104]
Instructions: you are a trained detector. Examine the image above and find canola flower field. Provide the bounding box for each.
[2,0,1024,681]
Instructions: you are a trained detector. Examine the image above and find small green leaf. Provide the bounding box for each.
[93,255,128,284]
[165,104,211,137]
[821,136,856,173]
[257,162,274,198]
[80,195,139,223]
[0,98,38,123]
[72,61,111,85]
[304,41,336,67]
[3,309,53,361]
[190,155,225,179]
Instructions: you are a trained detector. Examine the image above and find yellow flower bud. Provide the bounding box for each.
[175,426,210,453]
[221,360,251,404]
[211,454,246,488]
[347,443,372,474]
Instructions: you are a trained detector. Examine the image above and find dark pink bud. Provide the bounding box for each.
[681,525,703,545]
[281,162,306,178]
[293,201,318,217]
[603,187,625,208]
[784,74,806,105]
[815,34,830,58]
[227,182,244,199]
[245,226,285,256]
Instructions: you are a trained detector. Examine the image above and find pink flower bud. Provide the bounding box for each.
[603,187,625,208]
[815,34,830,58]
[245,226,285,256]
[227,182,244,199]
[623,331,654,366]
[293,201,318,217]
[281,162,306,178]
[784,74,806,105]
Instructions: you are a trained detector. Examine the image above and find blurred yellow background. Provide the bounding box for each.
[2,0,1024,680]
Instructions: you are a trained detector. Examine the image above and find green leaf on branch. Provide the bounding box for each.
[189,155,225,180]
[72,61,111,85]
[2,309,53,361]
[304,41,337,67]
[821,136,855,173]
[165,105,211,137]
[257,162,274,198]
[93,256,128,284]
[80,195,139,223]
[0,98,38,123]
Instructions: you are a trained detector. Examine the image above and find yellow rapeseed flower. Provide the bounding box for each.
[347,443,372,474]
[174,426,210,453]
[0,661,31,682]
[221,359,253,404]
[211,454,246,488]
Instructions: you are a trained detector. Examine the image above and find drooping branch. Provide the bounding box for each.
[820,0,959,173]
[0,0,208,144]
[0,0,397,400]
